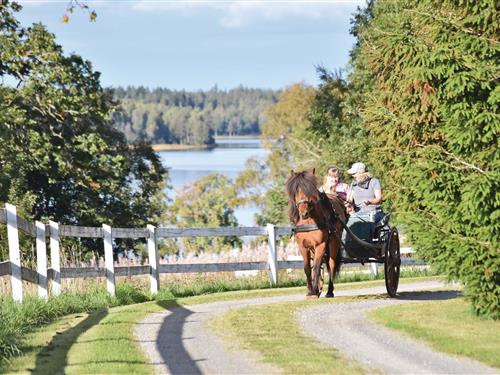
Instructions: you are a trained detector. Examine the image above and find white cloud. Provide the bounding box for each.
[131,1,363,28]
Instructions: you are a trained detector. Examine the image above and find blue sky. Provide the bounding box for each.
[17,1,364,90]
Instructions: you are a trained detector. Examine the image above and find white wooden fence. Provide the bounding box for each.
[0,203,419,302]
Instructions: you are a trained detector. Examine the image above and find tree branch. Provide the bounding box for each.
[415,143,487,175]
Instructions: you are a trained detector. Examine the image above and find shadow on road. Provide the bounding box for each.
[156,300,202,375]
[397,290,462,301]
[32,309,108,374]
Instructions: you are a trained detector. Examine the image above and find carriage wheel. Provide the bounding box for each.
[384,227,401,297]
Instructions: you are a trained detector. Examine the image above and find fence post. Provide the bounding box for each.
[370,262,379,278]
[102,224,116,296]
[6,204,22,303]
[49,220,61,296]
[267,223,278,286]
[147,224,160,294]
[36,221,48,300]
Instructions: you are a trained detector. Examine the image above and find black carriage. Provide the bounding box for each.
[338,212,401,297]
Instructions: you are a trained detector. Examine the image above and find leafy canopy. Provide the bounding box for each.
[0,1,168,259]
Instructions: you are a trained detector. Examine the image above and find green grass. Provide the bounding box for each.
[153,266,439,299]
[0,274,443,374]
[2,305,163,374]
[0,282,155,364]
[370,298,500,368]
[211,297,370,375]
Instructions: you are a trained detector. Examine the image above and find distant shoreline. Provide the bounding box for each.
[213,135,261,140]
[151,144,215,151]
[152,135,262,152]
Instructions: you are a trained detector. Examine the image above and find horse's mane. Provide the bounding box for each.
[285,171,319,224]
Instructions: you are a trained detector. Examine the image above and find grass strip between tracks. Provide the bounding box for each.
[211,296,376,375]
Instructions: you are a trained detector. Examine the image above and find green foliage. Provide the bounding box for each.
[112,86,279,145]
[350,0,499,318]
[166,174,242,254]
[0,2,168,260]
[307,67,372,175]
[252,84,317,224]
[253,74,371,224]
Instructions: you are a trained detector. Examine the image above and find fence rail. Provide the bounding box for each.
[0,203,417,303]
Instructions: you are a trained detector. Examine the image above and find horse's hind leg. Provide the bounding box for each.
[326,256,335,298]
[326,235,341,298]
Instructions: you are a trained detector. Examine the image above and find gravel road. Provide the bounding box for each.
[135,281,498,375]
[297,286,498,375]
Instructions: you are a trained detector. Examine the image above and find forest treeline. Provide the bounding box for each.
[111,86,279,145]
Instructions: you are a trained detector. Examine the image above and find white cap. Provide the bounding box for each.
[347,162,366,175]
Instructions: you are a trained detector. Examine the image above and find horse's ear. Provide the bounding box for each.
[290,170,295,177]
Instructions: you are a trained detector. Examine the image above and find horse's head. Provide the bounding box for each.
[285,169,320,223]
[295,189,317,220]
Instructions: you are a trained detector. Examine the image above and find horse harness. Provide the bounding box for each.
[292,192,343,261]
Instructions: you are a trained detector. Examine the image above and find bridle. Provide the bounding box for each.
[293,192,339,234]
[295,199,314,209]
[295,197,316,220]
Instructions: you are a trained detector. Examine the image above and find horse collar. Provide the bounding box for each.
[293,223,326,233]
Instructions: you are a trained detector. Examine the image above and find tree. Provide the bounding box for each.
[167,174,241,255]
[0,1,168,259]
[350,0,499,318]
[254,84,317,224]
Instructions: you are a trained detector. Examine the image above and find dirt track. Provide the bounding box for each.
[135,281,498,375]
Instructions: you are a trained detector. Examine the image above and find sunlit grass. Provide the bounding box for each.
[370,298,500,368]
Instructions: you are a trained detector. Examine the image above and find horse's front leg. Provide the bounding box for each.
[311,242,326,297]
[298,242,313,296]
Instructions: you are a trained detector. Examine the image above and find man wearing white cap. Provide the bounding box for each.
[346,162,384,222]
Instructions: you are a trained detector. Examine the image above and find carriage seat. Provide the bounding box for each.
[345,211,388,245]
[374,213,391,230]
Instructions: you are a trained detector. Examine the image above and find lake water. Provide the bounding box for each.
[158,138,268,226]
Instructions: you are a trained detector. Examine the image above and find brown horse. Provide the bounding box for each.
[285,169,345,298]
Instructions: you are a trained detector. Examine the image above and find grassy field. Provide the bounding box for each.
[1,278,427,374]
[370,298,500,368]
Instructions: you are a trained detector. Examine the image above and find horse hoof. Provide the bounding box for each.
[325,293,334,298]
[306,294,319,299]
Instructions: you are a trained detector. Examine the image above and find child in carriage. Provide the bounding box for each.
[319,165,350,202]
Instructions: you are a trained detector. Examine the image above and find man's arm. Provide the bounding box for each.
[364,178,382,206]
[365,189,382,205]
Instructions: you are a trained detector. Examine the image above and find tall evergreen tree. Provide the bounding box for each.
[350,0,499,318]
